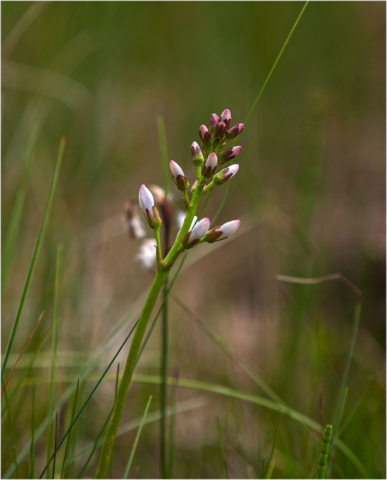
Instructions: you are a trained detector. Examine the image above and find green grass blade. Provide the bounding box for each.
[30,384,36,479]
[265,458,276,480]
[60,379,80,479]
[36,320,139,479]
[46,245,63,476]
[167,371,179,479]
[157,115,170,196]
[2,137,65,379]
[109,364,120,479]
[158,114,170,479]
[123,395,153,479]
[242,1,309,129]
[2,125,37,287]
[3,381,20,478]
[266,412,281,477]
[317,424,332,479]
[216,416,229,479]
[261,457,266,479]
[76,407,114,478]
[52,413,58,479]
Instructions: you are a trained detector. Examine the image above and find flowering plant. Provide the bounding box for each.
[96,109,244,478]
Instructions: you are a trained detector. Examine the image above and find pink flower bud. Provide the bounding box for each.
[204,220,241,243]
[214,121,226,140]
[201,152,218,178]
[139,184,154,215]
[199,125,208,142]
[209,113,220,129]
[213,164,239,185]
[191,141,204,166]
[227,123,244,139]
[219,146,242,164]
[169,160,189,191]
[139,184,162,228]
[169,160,185,179]
[220,109,232,129]
[181,217,210,249]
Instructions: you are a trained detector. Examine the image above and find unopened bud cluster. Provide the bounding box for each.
[133,108,244,270]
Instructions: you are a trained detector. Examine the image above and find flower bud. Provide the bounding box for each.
[199,125,212,145]
[148,184,165,205]
[191,141,204,166]
[169,160,189,191]
[214,121,226,140]
[190,179,198,192]
[220,109,232,129]
[204,220,241,243]
[226,123,244,139]
[181,217,210,249]
[219,146,242,164]
[209,113,220,129]
[213,164,239,185]
[201,153,218,178]
[139,184,162,228]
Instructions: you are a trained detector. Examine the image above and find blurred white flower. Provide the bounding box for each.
[135,239,157,270]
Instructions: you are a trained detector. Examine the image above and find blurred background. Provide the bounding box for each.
[2,2,385,479]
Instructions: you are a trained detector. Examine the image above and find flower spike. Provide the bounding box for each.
[204,220,241,243]
[213,164,239,185]
[201,152,218,178]
[181,217,210,249]
[139,184,162,228]
[170,160,189,191]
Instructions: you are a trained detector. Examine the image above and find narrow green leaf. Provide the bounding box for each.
[30,384,36,479]
[60,379,80,479]
[123,395,153,478]
[52,413,58,479]
[3,381,20,478]
[46,245,63,476]
[2,136,65,379]
[157,116,170,195]
[216,416,229,479]
[2,125,37,287]
[266,412,281,477]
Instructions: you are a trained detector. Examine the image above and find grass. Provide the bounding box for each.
[2,1,385,479]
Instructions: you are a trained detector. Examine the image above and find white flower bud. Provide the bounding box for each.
[135,239,157,270]
[139,184,154,215]
[181,217,210,248]
[204,220,241,243]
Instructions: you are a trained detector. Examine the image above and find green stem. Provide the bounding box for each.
[317,424,332,479]
[95,268,168,479]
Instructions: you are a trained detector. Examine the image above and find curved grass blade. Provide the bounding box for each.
[2,137,66,379]
[123,395,153,479]
[109,364,121,479]
[52,412,58,479]
[317,424,332,479]
[266,412,281,477]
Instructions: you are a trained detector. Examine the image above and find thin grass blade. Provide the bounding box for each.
[60,379,80,479]
[123,395,153,478]
[2,137,65,379]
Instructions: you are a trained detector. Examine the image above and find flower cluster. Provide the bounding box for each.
[130,109,243,270]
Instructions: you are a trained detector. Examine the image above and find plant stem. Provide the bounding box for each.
[95,268,168,479]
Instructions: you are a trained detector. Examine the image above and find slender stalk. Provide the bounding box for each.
[30,385,36,479]
[60,379,80,479]
[95,268,168,478]
[161,277,168,479]
[317,424,332,479]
